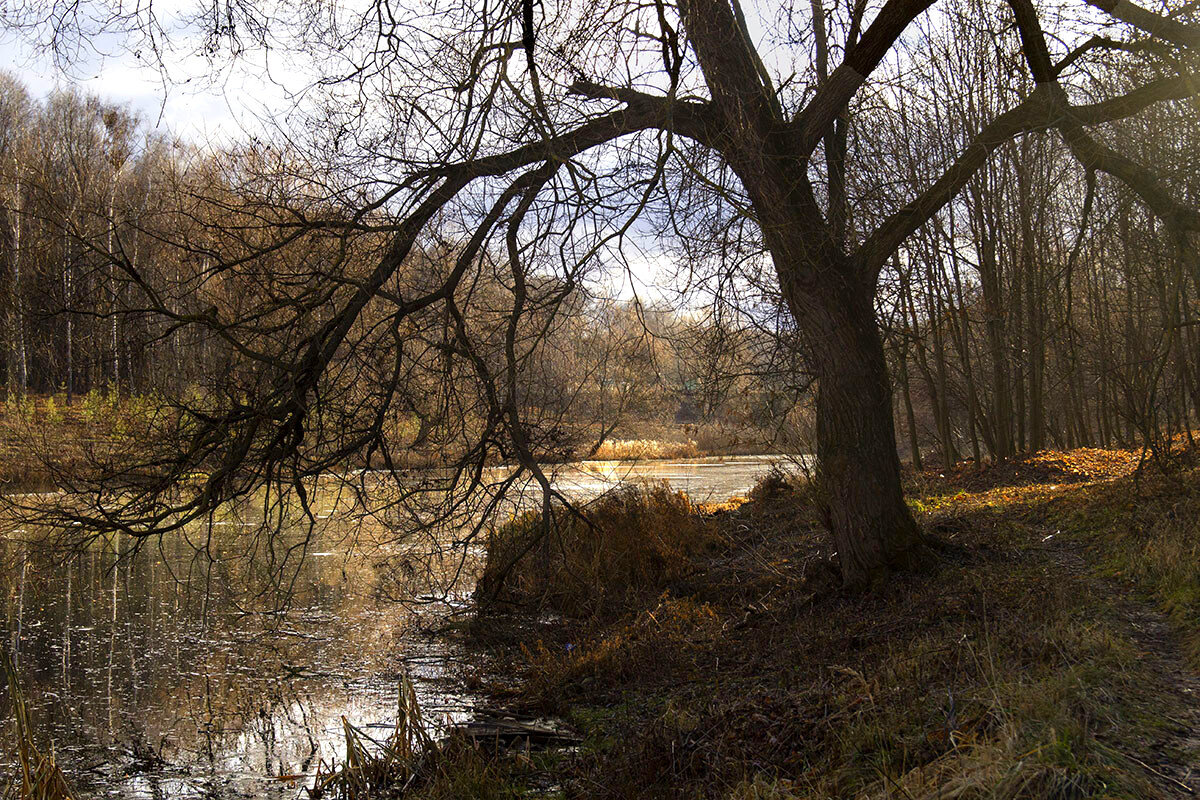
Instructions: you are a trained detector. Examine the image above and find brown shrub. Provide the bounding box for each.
[479,483,722,617]
[589,439,700,461]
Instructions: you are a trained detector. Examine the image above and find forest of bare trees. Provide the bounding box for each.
[6,0,1200,796]
[0,0,1197,590]
[3,1,1199,479]
[877,5,1200,469]
[0,75,813,462]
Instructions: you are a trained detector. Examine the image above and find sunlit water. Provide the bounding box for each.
[0,456,789,798]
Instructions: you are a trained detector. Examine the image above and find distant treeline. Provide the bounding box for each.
[1,62,1197,465]
[0,72,804,449]
[0,74,210,400]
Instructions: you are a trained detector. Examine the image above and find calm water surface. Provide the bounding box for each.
[0,456,788,797]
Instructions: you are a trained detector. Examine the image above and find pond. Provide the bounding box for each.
[0,455,790,798]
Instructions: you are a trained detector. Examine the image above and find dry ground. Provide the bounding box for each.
[459,446,1200,799]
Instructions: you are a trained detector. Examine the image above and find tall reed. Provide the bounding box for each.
[0,652,77,800]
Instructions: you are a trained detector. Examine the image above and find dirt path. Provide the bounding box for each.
[1111,599,1200,796]
[1041,529,1200,797]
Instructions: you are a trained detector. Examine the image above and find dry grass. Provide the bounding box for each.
[911,444,1200,664]
[307,675,541,800]
[589,439,701,461]
[480,482,723,617]
[583,419,799,459]
[0,400,93,493]
[0,392,162,492]
[1047,460,1200,665]
[0,654,77,800]
[517,595,725,705]
[467,448,1200,799]
[308,676,434,799]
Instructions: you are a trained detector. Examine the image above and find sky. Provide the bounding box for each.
[0,17,297,144]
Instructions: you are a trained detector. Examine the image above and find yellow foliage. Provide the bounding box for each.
[590,439,700,461]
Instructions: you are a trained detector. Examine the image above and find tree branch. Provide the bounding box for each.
[858,86,1059,274]
[677,0,782,132]
[1053,35,1165,76]
[793,0,937,156]
[859,69,1200,274]
[1058,122,1200,231]
[1085,0,1200,50]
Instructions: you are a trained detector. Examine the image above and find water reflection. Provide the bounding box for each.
[0,456,785,797]
[552,454,796,500]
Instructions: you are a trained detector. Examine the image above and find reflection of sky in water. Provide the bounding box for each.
[551,455,800,502]
[0,457,786,797]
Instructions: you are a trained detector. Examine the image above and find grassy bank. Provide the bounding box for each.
[0,393,138,493]
[453,446,1200,799]
[0,395,785,495]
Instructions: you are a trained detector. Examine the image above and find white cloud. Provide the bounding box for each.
[0,22,302,144]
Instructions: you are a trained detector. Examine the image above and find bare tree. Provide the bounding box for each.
[5,0,1200,587]
[0,75,32,399]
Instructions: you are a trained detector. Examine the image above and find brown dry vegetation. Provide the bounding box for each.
[0,398,781,498]
[0,394,133,493]
[305,676,553,800]
[1,653,77,800]
[479,484,724,617]
[591,419,802,460]
[589,439,703,462]
[464,447,1200,799]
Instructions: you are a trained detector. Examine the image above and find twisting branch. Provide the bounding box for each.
[1009,0,1200,234]
[1053,35,1166,76]
[859,24,1200,276]
[793,0,938,156]
[1057,121,1200,231]
[1085,0,1200,50]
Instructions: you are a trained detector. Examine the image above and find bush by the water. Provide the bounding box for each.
[588,438,700,461]
[479,483,721,617]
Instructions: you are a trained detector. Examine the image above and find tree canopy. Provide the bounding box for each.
[4,0,1200,586]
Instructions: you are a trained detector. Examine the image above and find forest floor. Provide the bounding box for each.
[419,444,1200,799]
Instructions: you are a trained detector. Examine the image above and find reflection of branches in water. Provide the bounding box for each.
[0,101,809,617]
[0,508,468,793]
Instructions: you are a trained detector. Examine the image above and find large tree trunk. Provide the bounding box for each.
[675,0,929,587]
[787,268,923,588]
